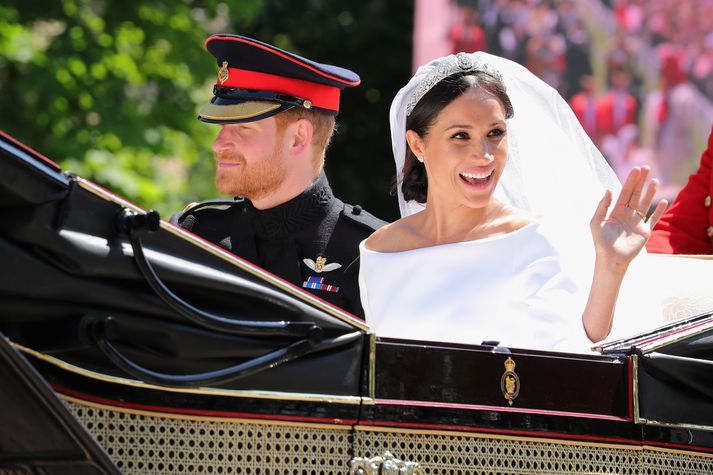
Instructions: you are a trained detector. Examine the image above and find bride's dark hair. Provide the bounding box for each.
[398,71,514,203]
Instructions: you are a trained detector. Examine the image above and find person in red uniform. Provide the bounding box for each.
[647,125,713,254]
[597,68,638,138]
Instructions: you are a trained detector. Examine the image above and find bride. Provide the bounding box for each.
[358,52,670,352]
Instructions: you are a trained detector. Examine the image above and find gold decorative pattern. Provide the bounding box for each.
[218,60,229,84]
[500,356,520,406]
[350,451,423,475]
[661,294,713,323]
[198,101,281,121]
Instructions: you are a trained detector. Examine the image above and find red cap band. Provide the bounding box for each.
[220,68,341,111]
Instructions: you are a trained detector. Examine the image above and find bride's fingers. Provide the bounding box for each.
[638,177,659,217]
[615,167,641,209]
[627,166,650,209]
[647,199,669,227]
[593,189,613,224]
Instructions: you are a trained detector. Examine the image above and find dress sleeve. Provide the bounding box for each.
[514,221,594,353]
[519,256,593,352]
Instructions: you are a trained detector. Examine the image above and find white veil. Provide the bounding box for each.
[389,51,713,342]
[390,51,621,223]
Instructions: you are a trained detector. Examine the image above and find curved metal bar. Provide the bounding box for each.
[117,208,321,340]
[92,317,360,388]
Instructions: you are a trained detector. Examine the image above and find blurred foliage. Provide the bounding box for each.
[0,0,411,220]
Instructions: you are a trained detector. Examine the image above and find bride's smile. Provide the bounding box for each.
[459,168,494,187]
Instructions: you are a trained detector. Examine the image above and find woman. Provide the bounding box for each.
[359,52,668,351]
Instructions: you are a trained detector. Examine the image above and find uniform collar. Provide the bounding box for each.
[245,171,335,241]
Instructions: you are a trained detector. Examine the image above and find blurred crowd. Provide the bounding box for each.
[447,0,713,200]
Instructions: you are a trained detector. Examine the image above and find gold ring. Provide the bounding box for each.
[635,210,647,221]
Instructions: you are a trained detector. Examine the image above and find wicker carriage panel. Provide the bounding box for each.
[63,399,351,475]
[353,429,639,474]
[642,449,713,475]
[61,398,713,474]
[353,428,713,475]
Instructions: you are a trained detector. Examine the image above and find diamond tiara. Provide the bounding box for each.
[405,53,504,117]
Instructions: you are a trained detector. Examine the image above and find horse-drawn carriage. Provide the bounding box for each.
[2,131,713,474]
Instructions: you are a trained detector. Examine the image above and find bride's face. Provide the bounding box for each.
[408,87,508,210]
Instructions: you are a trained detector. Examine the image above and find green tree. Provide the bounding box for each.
[0,0,411,220]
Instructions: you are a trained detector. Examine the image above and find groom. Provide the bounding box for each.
[172,34,385,317]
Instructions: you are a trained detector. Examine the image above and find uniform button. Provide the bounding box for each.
[705,195,711,208]
[708,226,713,238]
[352,205,362,215]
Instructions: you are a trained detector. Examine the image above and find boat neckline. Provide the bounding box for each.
[360,220,543,255]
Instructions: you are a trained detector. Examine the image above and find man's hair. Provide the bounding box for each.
[274,108,336,169]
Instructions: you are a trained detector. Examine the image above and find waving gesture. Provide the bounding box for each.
[591,166,668,270]
[583,166,668,342]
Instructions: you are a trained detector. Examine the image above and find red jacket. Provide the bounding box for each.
[647,125,713,254]
[596,90,637,136]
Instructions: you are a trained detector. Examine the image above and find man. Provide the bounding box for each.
[172,34,385,317]
[647,124,713,254]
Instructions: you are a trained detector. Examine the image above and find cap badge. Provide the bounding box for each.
[218,61,229,85]
[303,256,341,273]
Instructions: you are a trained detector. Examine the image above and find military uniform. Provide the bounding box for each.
[172,173,383,318]
[648,124,713,254]
[176,35,386,317]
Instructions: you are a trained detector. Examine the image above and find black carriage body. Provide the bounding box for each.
[2,131,713,474]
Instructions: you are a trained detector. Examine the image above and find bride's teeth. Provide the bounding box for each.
[460,171,492,179]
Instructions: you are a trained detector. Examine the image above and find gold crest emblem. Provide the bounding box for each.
[500,357,520,406]
[303,256,342,273]
[218,61,229,85]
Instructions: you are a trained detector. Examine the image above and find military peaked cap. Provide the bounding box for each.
[198,34,361,124]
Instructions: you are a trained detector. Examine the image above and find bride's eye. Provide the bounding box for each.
[451,131,469,140]
[488,128,506,138]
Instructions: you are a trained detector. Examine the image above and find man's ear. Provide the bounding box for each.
[287,118,314,156]
[405,130,424,158]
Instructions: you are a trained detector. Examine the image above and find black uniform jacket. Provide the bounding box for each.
[171,173,386,318]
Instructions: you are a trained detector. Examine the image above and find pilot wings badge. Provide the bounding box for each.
[303,256,342,273]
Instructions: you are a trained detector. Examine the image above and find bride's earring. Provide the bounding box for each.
[417,155,425,163]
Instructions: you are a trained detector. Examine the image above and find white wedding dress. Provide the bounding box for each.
[360,222,713,353]
[359,219,593,352]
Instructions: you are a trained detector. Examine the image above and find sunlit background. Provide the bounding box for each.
[2,0,712,221]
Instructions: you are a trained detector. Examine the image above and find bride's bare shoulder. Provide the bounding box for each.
[499,206,539,232]
[363,216,424,253]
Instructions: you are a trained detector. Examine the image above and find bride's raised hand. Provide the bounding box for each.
[590,166,668,271]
